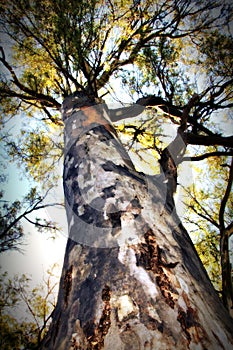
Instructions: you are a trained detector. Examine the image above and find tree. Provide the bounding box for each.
[0,0,233,348]
[42,93,233,349]
[0,187,63,252]
[182,154,233,305]
[0,264,58,349]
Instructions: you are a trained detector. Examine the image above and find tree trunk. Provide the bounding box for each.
[42,92,233,350]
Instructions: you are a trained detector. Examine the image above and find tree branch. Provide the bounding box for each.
[197,79,233,112]
[186,134,233,148]
[1,198,63,238]
[183,151,233,162]
[182,186,220,229]
[135,95,215,136]
[0,47,61,110]
[219,157,233,230]
[24,216,58,231]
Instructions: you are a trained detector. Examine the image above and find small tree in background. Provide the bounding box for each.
[0,264,59,349]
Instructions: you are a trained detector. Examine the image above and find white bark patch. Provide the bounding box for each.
[72,120,77,129]
[116,212,139,246]
[103,312,125,350]
[64,130,70,145]
[64,157,74,178]
[69,215,74,228]
[177,295,187,311]
[77,205,85,215]
[147,305,162,323]
[68,244,82,265]
[118,247,158,298]
[178,276,189,293]
[116,295,138,322]
[103,198,117,220]
[77,161,117,205]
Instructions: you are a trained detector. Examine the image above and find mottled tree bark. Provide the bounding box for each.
[42,92,233,350]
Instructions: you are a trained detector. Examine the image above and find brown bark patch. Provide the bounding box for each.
[63,265,73,307]
[139,306,163,331]
[136,228,178,308]
[177,306,200,342]
[88,285,111,349]
[81,105,116,134]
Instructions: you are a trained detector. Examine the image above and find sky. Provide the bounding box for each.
[0,112,67,287]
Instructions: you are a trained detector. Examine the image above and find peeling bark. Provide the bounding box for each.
[42,91,233,350]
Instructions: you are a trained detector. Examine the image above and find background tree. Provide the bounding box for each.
[0,187,63,252]
[0,264,58,349]
[0,0,233,347]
